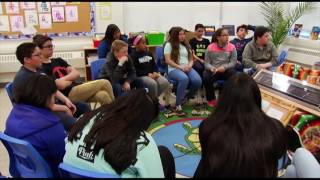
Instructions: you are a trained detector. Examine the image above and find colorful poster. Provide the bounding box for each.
[51,2,67,6]
[52,6,65,22]
[65,6,78,22]
[5,2,20,14]
[39,13,52,29]
[20,2,36,9]
[0,15,10,31]
[37,2,51,13]
[25,10,38,26]
[10,15,24,32]
[98,2,111,20]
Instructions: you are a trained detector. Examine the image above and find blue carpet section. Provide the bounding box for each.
[151,119,202,177]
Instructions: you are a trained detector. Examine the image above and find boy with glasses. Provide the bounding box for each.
[13,42,77,131]
[33,34,115,107]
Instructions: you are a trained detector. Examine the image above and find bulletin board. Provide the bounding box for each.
[0,2,91,36]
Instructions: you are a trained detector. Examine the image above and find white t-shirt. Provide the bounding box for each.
[164,42,189,72]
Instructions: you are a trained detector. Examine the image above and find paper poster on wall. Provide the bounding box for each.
[5,2,20,14]
[37,2,51,13]
[69,2,81,5]
[0,3,3,14]
[98,2,111,20]
[204,26,215,36]
[20,2,36,9]
[0,15,10,31]
[65,6,78,22]
[52,6,65,22]
[10,15,24,32]
[25,10,38,26]
[51,2,67,6]
[39,13,52,29]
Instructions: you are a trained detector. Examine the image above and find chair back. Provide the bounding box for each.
[90,59,106,80]
[0,132,53,178]
[58,163,120,178]
[155,46,168,75]
[5,82,13,104]
[277,49,288,65]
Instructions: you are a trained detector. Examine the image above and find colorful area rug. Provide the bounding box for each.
[148,105,212,177]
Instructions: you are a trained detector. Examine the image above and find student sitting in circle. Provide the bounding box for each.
[63,89,175,178]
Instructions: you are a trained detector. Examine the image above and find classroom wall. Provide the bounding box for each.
[95,2,319,35]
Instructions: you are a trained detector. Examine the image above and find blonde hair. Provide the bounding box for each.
[111,40,128,53]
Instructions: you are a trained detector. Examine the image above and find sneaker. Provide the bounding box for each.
[163,108,176,118]
[174,106,187,117]
[207,100,217,107]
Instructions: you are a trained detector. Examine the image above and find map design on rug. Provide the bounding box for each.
[148,105,212,177]
[174,122,201,155]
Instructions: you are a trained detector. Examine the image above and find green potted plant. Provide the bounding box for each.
[260,2,317,49]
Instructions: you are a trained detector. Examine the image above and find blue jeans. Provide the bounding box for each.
[112,78,145,97]
[168,68,202,106]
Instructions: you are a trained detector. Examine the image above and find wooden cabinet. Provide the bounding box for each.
[83,46,98,81]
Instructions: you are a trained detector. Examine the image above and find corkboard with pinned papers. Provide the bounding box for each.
[0,2,91,36]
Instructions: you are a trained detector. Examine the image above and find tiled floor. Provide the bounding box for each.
[0,88,11,177]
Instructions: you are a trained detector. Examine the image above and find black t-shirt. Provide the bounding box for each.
[42,58,81,96]
[12,66,45,94]
[130,50,158,77]
[189,37,210,60]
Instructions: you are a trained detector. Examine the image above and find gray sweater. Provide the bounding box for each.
[204,42,237,71]
[242,40,278,70]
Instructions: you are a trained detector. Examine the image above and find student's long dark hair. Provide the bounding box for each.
[195,73,288,177]
[68,89,159,175]
[211,27,226,43]
[102,24,120,45]
[168,26,192,64]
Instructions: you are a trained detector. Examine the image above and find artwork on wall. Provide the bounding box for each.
[39,13,52,29]
[52,6,65,22]
[20,2,36,10]
[310,26,320,40]
[50,2,66,6]
[291,24,303,38]
[5,2,19,14]
[65,6,78,22]
[25,10,38,26]
[10,15,24,32]
[204,25,215,36]
[97,2,111,20]
[37,2,51,13]
[222,25,235,36]
[0,15,10,31]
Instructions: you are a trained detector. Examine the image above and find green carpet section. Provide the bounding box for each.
[148,104,213,131]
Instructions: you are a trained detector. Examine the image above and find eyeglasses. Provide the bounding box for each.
[31,53,41,57]
[42,45,54,49]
